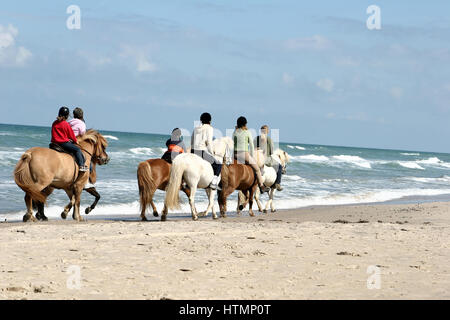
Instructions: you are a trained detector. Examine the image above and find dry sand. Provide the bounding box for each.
[0,201,449,300]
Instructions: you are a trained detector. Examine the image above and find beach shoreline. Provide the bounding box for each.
[0,200,449,300]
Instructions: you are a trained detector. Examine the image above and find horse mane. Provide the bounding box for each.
[274,148,290,163]
[78,129,108,149]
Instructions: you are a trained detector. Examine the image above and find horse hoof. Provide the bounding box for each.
[141,216,148,222]
[238,205,244,211]
[23,215,36,223]
[271,209,277,213]
[85,208,91,215]
[213,215,218,220]
[153,212,159,217]
[161,215,167,222]
[249,212,255,217]
[61,212,67,220]
[193,216,198,221]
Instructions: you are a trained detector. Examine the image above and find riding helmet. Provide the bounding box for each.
[58,106,70,118]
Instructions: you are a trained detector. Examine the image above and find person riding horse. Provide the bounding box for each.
[191,113,222,190]
[161,128,186,164]
[232,116,270,194]
[255,124,283,191]
[51,106,89,172]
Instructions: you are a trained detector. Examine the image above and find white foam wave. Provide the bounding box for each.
[4,188,450,222]
[417,157,441,165]
[293,154,329,162]
[287,145,295,149]
[401,153,420,156]
[129,147,155,155]
[332,155,372,169]
[295,146,306,150]
[104,135,119,141]
[398,161,425,170]
[405,175,450,184]
[284,175,306,182]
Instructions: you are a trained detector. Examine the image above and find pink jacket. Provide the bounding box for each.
[68,118,86,137]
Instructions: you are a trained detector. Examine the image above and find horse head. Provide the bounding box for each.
[274,149,290,174]
[78,130,110,165]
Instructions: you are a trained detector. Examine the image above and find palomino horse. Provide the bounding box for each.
[14,130,109,222]
[137,158,191,221]
[238,149,290,214]
[164,137,232,221]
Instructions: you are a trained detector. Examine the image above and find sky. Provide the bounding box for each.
[0,0,449,152]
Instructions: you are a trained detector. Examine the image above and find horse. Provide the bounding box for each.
[164,137,233,221]
[137,158,191,221]
[238,149,290,214]
[14,130,109,222]
[31,161,102,220]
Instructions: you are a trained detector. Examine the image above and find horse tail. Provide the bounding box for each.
[137,161,156,214]
[14,152,46,203]
[164,159,186,210]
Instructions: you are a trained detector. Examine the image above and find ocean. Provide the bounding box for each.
[1,123,450,221]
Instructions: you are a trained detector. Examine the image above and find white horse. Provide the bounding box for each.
[238,149,290,214]
[164,137,233,221]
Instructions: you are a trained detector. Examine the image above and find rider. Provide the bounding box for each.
[255,125,283,191]
[162,128,186,164]
[232,117,270,194]
[51,106,89,172]
[191,112,221,190]
[68,107,86,137]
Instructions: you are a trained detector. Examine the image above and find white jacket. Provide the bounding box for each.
[191,124,214,155]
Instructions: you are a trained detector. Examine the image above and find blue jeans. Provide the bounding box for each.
[59,142,85,167]
[275,164,282,185]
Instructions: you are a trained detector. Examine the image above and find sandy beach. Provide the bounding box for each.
[0,201,449,300]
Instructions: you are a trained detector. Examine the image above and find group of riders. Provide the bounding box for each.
[51,107,284,194]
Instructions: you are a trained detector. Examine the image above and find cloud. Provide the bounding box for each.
[316,78,334,92]
[284,35,331,51]
[0,24,32,67]
[119,44,157,73]
[282,72,294,85]
[390,87,403,100]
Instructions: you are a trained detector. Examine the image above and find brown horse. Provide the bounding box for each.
[137,158,190,221]
[218,161,259,218]
[14,130,109,222]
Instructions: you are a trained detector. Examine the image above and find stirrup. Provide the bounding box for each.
[79,165,89,172]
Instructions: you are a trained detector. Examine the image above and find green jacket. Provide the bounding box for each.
[233,129,254,157]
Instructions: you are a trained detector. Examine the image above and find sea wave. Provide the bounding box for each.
[398,161,425,170]
[331,155,372,169]
[104,135,119,141]
[401,153,420,156]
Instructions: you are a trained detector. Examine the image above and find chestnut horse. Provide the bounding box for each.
[218,160,259,218]
[14,130,109,222]
[137,159,190,221]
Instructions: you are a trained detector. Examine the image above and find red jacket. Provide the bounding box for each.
[51,120,78,144]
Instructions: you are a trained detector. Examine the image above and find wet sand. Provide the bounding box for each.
[0,201,449,299]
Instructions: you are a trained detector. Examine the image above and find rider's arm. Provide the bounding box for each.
[66,122,78,144]
[248,131,255,157]
[206,126,214,155]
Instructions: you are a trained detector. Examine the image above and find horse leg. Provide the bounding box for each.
[188,185,199,221]
[151,199,159,217]
[72,186,84,222]
[219,187,233,218]
[255,188,263,212]
[35,202,48,221]
[161,204,168,222]
[61,189,74,220]
[248,185,257,217]
[84,187,100,215]
[23,193,37,222]
[269,188,276,213]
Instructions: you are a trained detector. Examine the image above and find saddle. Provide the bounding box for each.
[49,143,71,155]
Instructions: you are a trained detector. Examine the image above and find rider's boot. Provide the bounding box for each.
[209,175,221,190]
